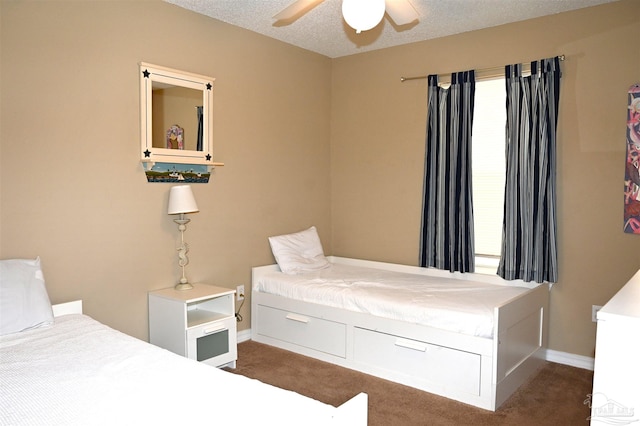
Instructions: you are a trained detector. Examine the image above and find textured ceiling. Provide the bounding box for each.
[165,0,617,58]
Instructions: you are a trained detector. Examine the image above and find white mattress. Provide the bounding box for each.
[0,314,343,425]
[255,264,530,338]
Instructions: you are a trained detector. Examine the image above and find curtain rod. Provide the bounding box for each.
[400,54,565,83]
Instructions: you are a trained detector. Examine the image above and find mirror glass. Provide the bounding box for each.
[152,83,203,151]
[140,63,215,167]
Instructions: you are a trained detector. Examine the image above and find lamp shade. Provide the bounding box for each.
[168,185,199,215]
[342,0,386,33]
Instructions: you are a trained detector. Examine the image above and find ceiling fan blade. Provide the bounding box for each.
[273,0,324,21]
[385,0,419,26]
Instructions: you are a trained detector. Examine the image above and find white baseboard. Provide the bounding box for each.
[544,348,594,371]
[237,329,252,343]
[238,329,595,371]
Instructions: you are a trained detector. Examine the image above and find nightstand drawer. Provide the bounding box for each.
[187,316,237,367]
[256,305,346,357]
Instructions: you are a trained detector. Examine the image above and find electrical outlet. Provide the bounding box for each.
[592,305,603,322]
[236,285,245,302]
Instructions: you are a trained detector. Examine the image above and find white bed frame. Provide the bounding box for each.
[52,300,83,316]
[50,299,367,424]
[251,256,550,411]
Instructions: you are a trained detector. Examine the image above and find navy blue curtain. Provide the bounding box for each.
[498,57,561,283]
[420,71,476,273]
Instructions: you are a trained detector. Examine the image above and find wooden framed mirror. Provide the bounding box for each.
[139,62,222,170]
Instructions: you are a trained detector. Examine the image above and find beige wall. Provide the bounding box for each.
[330,0,640,357]
[0,1,332,339]
[1,0,639,359]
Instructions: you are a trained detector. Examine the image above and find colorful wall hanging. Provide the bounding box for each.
[144,162,210,183]
[624,83,640,234]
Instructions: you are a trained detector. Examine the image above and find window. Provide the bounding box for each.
[472,78,506,273]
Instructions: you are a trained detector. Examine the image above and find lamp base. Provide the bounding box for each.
[174,282,194,291]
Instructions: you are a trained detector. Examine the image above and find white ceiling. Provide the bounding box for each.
[165,0,617,58]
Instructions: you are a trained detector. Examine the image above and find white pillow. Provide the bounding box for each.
[0,257,54,336]
[268,226,331,275]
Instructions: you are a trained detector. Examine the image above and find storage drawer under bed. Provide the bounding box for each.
[353,327,482,396]
[256,305,347,357]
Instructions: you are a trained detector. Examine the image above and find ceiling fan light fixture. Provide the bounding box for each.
[342,0,386,34]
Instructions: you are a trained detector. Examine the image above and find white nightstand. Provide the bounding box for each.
[148,283,237,368]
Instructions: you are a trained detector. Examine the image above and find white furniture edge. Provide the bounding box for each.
[590,269,640,425]
[251,256,549,411]
[52,300,83,316]
[331,392,368,426]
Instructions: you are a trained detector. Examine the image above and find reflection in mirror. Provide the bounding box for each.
[140,63,222,169]
[152,84,202,151]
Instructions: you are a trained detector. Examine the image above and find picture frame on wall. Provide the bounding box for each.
[624,83,640,234]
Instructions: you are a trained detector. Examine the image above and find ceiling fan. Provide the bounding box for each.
[273,0,419,34]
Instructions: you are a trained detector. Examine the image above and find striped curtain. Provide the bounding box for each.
[196,106,204,151]
[498,57,561,283]
[420,71,476,273]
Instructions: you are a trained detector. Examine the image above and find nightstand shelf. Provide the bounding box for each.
[149,283,237,368]
[187,309,229,328]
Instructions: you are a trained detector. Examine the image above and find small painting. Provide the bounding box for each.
[624,83,640,234]
[167,125,184,150]
[145,162,210,183]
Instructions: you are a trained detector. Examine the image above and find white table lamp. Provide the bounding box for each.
[168,185,199,290]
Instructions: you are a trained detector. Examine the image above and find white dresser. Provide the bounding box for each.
[590,269,640,424]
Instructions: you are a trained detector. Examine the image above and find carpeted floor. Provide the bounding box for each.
[226,341,594,425]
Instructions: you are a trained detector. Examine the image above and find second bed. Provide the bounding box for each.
[251,256,549,411]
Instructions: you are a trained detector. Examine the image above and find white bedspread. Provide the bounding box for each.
[0,314,342,425]
[255,264,530,338]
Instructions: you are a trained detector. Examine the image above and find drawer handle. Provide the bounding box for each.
[285,313,310,324]
[395,338,427,352]
[203,325,226,335]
